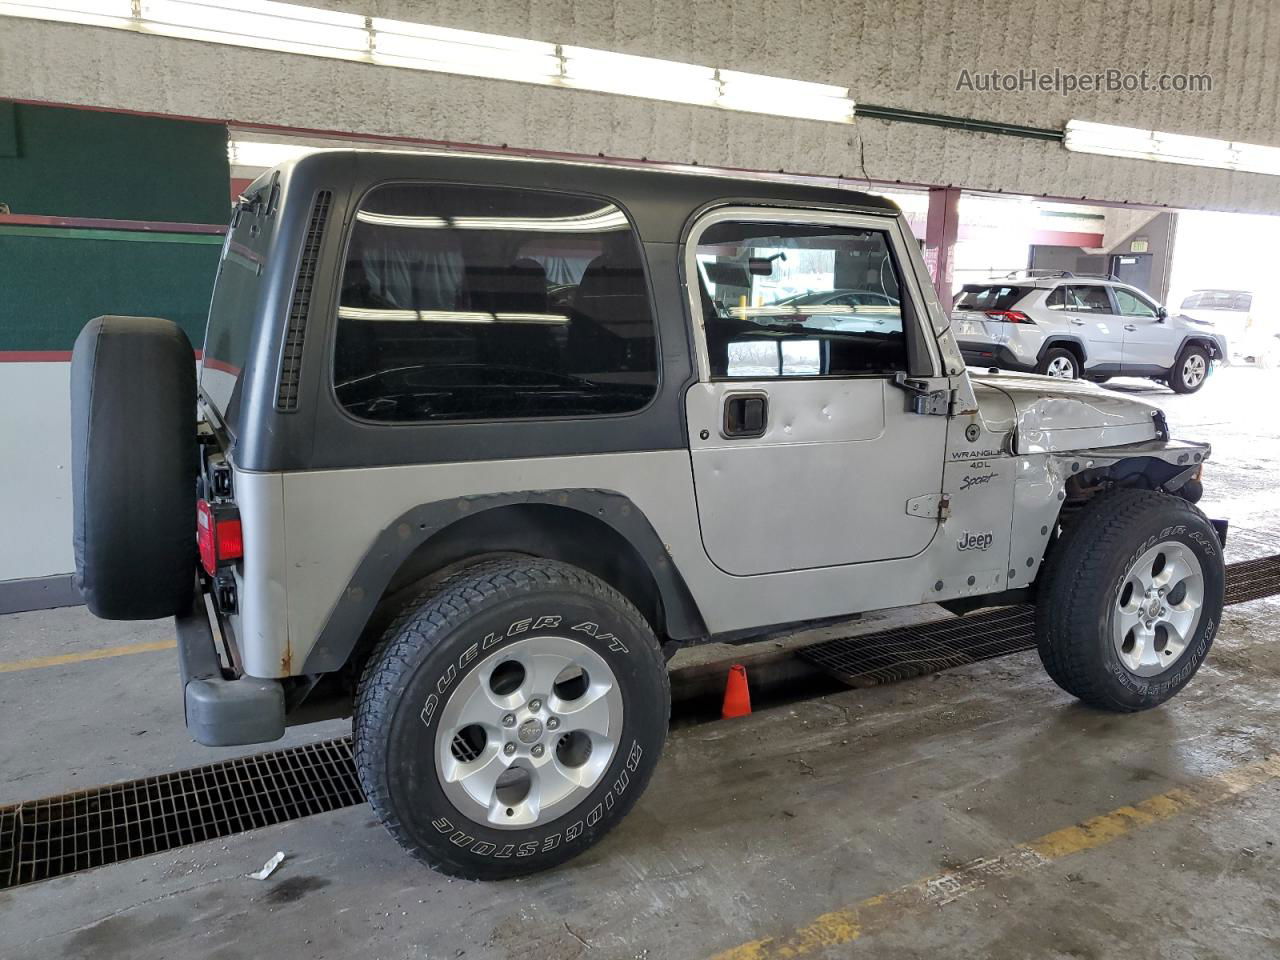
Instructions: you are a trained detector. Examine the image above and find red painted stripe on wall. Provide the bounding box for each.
[0,350,73,362]
[0,213,226,235]
[1031,229,1105,247]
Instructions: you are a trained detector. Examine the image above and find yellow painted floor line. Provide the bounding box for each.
[712,754,1280,960]
[0,639,176,674]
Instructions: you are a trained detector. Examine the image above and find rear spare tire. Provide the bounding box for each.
[71,316,197,619]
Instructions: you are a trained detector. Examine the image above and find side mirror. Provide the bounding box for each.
[1156,306,1169,322]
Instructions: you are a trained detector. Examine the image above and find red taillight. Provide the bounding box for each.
[197,498,243,576]
[984,309,1035,324]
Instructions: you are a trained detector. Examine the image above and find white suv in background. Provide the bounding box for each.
[951,272,1227,393]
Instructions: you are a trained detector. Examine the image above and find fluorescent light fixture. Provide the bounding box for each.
[5,0,859,127]
[228,139,322,168]
[561,46,720,106]
[0,0,131,28]
[717,69,854,123]
[1065,120,1280,177]
[372,17,560,84]
[139,0,368,59]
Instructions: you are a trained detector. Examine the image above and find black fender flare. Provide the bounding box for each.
[1036,335,1089,367]
[300,489,708,674]
[1174,335,1221,361]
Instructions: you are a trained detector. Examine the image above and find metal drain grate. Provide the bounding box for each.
[1,555,1276,890]
[1224,554,1280,606]
[801,553,1279,688]
[800,605,1037,687]
[0,738,361,890]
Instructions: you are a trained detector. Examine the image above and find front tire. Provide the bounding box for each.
[1170,345,1210,393]
[1039,347,1079,380]
[1036,490,1224,712]
[354,558,669,879]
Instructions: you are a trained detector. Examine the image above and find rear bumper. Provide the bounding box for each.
[956,340,1037,373]
[176,583,285,747]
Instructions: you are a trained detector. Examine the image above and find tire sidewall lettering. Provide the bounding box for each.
[417,739,641,861]
[1103,513,1223,704]
[407,608,648,863]
[421,613,635,724]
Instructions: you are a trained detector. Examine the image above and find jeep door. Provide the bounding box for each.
[1113,286,1177,371]
[683,209,948,576]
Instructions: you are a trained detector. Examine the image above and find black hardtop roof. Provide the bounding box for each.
[282,149,901,243]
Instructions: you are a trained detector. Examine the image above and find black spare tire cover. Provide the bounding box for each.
[71,316,198,619]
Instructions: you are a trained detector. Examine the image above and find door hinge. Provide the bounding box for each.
[906,492,951,520]
[891,373,953,416]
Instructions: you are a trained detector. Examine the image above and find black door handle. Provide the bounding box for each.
[723,394,767,438]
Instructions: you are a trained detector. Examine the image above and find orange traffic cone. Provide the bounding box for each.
[721,664,752,719]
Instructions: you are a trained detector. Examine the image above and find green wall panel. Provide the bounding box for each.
[0,232,221,351]
[0,102,229,223]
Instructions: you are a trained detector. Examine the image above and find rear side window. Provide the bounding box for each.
[1062,285,1113,313]
[202,197,270,433]
[335,183,658,422]
[954,285,1026,312]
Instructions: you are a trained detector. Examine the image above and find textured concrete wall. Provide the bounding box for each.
[2,2,1280,212]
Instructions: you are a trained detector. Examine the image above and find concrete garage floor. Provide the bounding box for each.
[2,365,1279,959]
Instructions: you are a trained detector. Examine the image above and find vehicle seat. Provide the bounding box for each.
[567,255,656,378]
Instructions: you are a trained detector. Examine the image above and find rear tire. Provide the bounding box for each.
[1170,345,1210,394]
[70,316,197,619]
[1036,490,1224,712]
[1039,347,1079,380]
[354,558,669,879]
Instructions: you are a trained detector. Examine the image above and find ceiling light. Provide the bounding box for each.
[372,17,561,84]
[560,46,720,106]
[1065,120,1280,177]
[0,0,132,28]
[5,0,860,128]
[228,139,325,168]
[139,0,368,58]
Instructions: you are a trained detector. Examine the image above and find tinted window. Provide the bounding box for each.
[954,284,1026,312]
[335,184,657,422]
[1114,288,1157,318]
[696,222,908,379]
[202,196,270,433]
[1064,285,1113,313]
[1045,286,1067,309]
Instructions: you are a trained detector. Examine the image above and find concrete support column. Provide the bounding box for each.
[924,186,961,308]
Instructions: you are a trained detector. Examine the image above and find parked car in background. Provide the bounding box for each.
[951,272,1227,393]
[1178,289,1279,367]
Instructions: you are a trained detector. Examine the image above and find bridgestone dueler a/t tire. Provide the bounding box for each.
[1036,490,1225,712]
[70,316,197,620]
[353,558,670,879]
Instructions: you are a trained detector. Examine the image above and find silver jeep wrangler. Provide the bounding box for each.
[69,151,1226,879]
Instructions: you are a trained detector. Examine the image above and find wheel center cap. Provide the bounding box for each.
[517,718,544,744]
[1146,598,1163,618]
